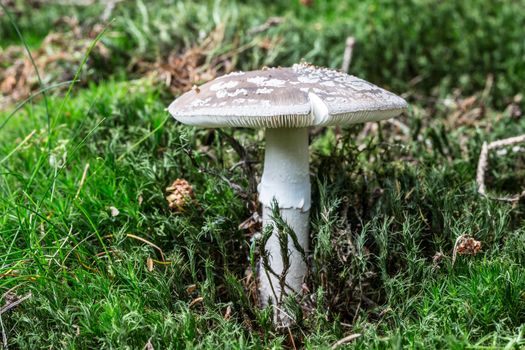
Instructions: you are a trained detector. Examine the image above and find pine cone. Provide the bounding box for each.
[456,236,481,255]
[166,179,194,211]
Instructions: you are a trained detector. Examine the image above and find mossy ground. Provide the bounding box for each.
[1,1,525,349]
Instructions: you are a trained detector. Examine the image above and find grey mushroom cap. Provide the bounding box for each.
[168,63,408,128]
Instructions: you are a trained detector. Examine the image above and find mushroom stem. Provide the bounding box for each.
[259,127,310,317]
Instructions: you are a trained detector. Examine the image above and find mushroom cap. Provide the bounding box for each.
[168,63,407,128]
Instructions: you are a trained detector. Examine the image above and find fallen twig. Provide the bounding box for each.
[487,134,525,150]
[126,234,165,262]
[0,292,32,315]
[476,142,489,196]
[341,36,355,73]
[476,134,525,202]
[331,333,362,349]
[287,326,297,350]
[248,17,284,35]
[188,296,203,308]
[272,304,295,329]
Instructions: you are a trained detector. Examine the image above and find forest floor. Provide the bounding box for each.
[1,1,525,348]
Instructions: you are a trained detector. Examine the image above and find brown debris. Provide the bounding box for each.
[0,18,109,109]
[456,237,481,255]
[248,17,284,35]
[137,24,230,95]
[165,178,194,212]
[445,75,493,129]
[238,211,262,233]
[2,19,273,110]
[452,235,481,265]
[446,94,486,128]
[138,24,270,96]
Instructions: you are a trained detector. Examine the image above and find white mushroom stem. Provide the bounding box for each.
[258,127,310,313]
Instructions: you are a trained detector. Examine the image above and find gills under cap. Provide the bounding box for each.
[168,63,407,128]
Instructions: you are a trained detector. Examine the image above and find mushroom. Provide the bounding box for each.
[167,63,407,321]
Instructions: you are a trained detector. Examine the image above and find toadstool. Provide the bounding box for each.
[167,63,407,321]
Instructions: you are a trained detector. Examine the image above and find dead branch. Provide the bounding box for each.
[487,134,525,150]
[476,134,525,202]
[341,36,355,73]
[248,17,284,35]
[476,142,489,196]
[331,333,362,349]
[0,292,32,315]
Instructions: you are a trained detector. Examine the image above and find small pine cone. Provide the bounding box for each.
[457,236,482,255]
[166,178,194,211]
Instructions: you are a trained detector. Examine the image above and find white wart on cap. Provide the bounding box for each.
[168,63,407,128]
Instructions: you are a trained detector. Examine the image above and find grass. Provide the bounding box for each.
[2,0,525,349]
